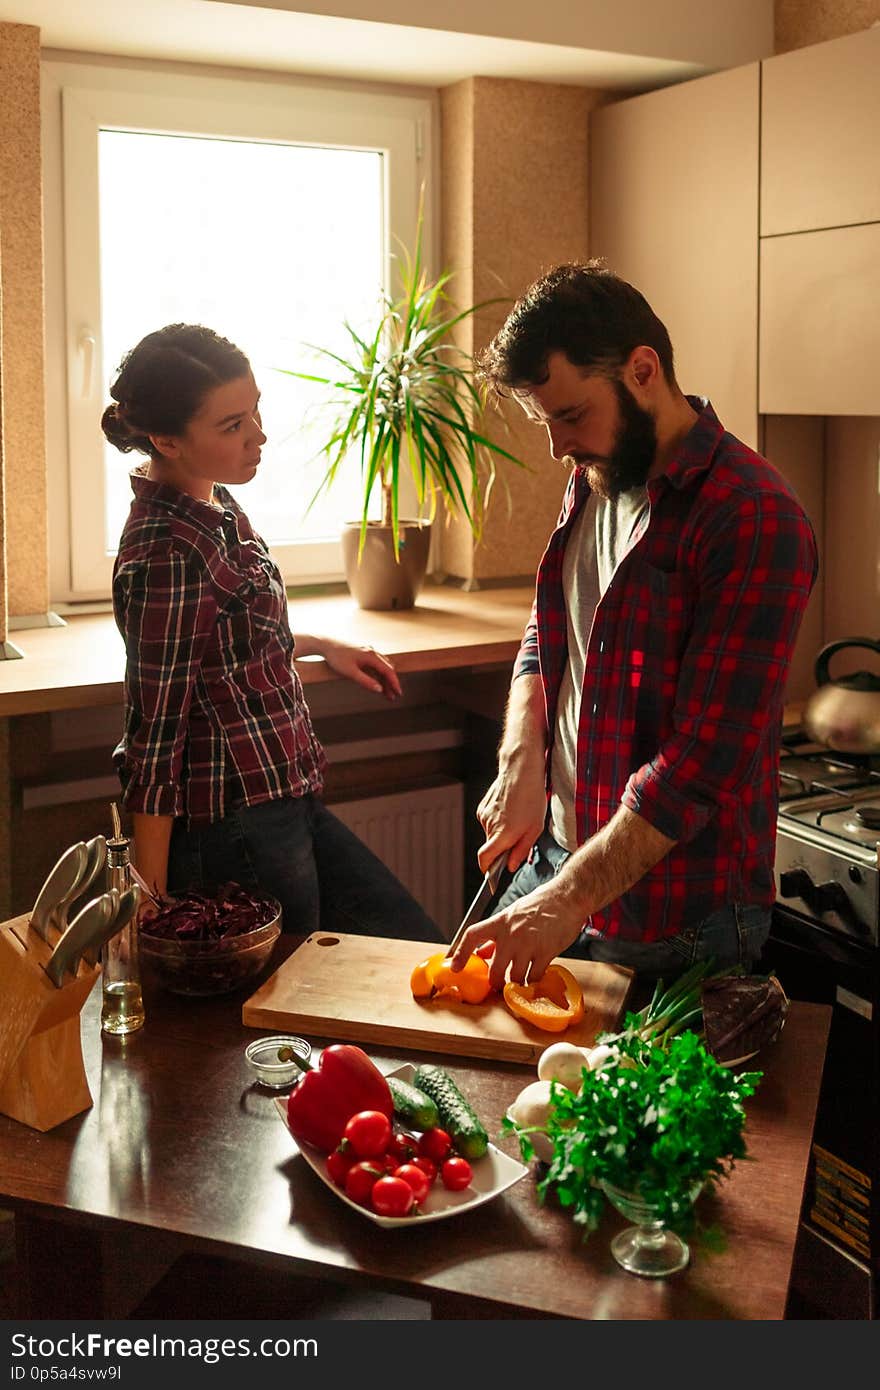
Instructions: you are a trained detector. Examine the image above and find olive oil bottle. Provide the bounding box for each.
[100,803,145,1036]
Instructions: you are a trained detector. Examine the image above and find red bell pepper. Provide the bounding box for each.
[286,1044,393,1152]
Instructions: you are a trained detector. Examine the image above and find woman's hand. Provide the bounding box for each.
[308,636,402,701]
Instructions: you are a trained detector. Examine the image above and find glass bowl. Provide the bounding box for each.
[139,900,281,997]
[245,1034,312,1089]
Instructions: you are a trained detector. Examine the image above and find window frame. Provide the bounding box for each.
[41,56,436,604]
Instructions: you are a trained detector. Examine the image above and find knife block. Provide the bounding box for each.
[0,912,101,1132]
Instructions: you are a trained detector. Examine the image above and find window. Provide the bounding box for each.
[42,59,434,601]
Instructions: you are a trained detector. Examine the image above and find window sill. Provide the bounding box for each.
[0,583,534,717]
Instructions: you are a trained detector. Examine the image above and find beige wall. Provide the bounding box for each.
[0,22,47,619]
[775,0,880,51]
[440,77,603,584]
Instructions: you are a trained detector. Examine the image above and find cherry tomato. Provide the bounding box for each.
[326,1148,354,1188]
[440,1156,473,1191]
[418,1127,452,1163]
[370,1175,415,1218]
[394,1162,431,1205]
[342,1110,393,1159]
[412,1156,438,1186]
[386,1132,420,1164]
[344,1160,384,1206]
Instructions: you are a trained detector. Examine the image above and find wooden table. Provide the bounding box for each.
[0,942,830,1321]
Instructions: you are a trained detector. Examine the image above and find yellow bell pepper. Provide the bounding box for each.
[502,965,585,1033]
[409,951,492,1004]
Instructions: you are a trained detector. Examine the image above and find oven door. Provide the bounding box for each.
[760,908,878,1304]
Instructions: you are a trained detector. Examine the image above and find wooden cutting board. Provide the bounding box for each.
[242,932,634,1064]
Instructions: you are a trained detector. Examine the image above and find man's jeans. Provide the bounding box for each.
[493,829,771,981]
[167,793,443,942]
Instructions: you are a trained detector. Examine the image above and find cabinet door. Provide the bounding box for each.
[759,223,880,416]
[761,27,880,236]
[591,64,759,448]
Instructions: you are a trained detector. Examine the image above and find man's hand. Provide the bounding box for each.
[451,806,677,988]
[477,761,547,877]
[451,878,584,989]
[477,671,548,875]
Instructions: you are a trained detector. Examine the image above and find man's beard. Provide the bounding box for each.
[576,379,657,500]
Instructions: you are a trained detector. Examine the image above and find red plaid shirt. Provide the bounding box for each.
[112,473,326,824]
[514,399,818,942]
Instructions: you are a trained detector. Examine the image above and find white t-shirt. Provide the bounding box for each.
[549,485,649,851]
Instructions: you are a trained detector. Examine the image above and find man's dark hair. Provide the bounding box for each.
[477,260,676,397]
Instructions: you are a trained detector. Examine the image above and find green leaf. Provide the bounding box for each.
[271,180,529,553]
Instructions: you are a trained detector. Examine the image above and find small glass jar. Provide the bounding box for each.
[244,1035,312,1089]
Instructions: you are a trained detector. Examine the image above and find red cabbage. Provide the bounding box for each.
[140,882,278,942]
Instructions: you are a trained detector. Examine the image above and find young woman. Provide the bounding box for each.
[104,322,441,941]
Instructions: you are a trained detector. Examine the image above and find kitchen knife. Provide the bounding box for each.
[80,884,141,968]
[29,842,89,943]
[50,835,108,934]
[446,852,507,958]
[44,891,117,987]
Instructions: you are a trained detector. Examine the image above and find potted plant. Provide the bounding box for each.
[279,195,526,610]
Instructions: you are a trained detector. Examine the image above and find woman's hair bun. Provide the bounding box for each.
[101,401,138,453]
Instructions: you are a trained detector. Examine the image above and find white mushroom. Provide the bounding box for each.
[506,1079,557,1164]
[536,1041,593,1090]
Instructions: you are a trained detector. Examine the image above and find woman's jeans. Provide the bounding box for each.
[493,829,772,983]
[167,793,443,942]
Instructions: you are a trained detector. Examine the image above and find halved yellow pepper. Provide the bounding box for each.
[502,965,585,1033]
[409,952,492,1004]
[410,953,447,999]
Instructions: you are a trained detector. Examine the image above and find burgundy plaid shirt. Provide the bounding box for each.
[113,473,326,824]
[514,399,818,943]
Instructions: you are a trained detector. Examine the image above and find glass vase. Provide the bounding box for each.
[600,1179,703,1278]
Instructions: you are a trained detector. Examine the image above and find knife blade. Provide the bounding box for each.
[44,891,117,987]
[80,884,141,967]
[51,835,108,934]
[29,842,89,943]
[446,852,507,958]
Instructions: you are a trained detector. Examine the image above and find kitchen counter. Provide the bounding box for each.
[0,583,534,717]
[0,937,831,1321]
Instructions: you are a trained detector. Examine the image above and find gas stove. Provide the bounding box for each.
[775,736,880,948]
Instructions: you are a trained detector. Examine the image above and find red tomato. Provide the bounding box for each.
[394,1162,431,1205]
[343,1110,393,1159]
[326,1148,354,1188]
[440,1156,473,1191]
[386,1132,420,1164]
[412,1156,438,1186]
[344,1160,384,1206]
[370,1176,415,1218]
[418,1127,452,1163]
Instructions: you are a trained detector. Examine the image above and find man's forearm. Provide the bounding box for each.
[499,673,548,770]
[551,805,677,929]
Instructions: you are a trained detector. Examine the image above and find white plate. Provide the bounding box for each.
[275,1062,529,1228]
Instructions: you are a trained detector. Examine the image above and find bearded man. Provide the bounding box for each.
[450,261,818,993]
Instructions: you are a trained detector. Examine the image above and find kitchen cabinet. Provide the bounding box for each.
[760,27,880,237]
[759,222,880,416]
[590,64,760,449]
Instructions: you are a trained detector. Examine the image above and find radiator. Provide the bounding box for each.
[329,780,464,940]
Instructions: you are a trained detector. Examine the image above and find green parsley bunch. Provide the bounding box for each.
[505,1030,762,1239]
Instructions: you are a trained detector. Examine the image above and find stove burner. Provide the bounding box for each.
[855,804,880,830]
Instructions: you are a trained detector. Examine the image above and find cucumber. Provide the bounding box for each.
[413,1064,489,1160]
[387,1076,439,1131]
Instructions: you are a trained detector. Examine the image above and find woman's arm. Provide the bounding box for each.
[132,813,175,898]
[293,632,402,700]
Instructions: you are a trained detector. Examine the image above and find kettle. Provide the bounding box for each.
[802,637,880,755]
